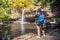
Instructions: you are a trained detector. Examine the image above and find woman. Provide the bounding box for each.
[35,8,45,38]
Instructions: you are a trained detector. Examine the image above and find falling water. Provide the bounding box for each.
[21,9,25,34]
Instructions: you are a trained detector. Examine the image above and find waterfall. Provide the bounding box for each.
[21,9,25,34]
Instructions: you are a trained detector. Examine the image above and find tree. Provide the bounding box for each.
[0,0,11,21]
[33,0,56,7]
[8,0,33,8]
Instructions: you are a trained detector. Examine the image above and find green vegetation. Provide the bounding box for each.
[0,8,11,21]
[34,0,56,7]
[0,25,10,37]
[0,0,11,21]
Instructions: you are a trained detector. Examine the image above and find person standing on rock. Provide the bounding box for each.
[35,8,45,38]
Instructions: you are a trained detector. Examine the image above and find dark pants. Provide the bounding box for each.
[36,23,45,37]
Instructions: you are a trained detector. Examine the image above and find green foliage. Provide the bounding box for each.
[0,8,11,21]
[0,0,12,21]
[0,0,8,7]
[0,25,10,36]
[2,14,11,21]
[7,0,34,8]
[34,0,56,7]
[0,13,11,21]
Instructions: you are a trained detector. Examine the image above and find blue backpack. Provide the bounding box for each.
[37,13,45,24]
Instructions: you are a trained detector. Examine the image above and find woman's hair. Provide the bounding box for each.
[37,8,42,12]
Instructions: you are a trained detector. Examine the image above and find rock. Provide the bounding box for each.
[12,30,60,40]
